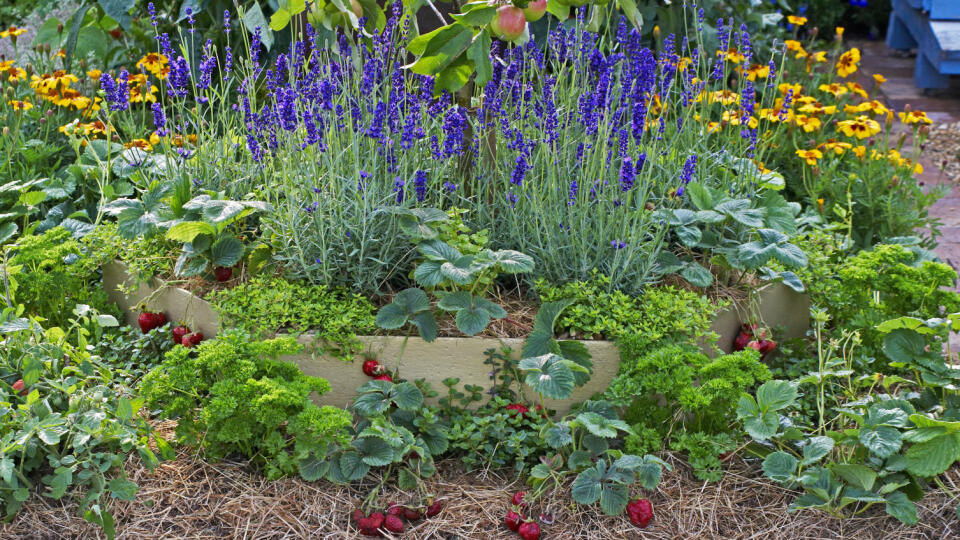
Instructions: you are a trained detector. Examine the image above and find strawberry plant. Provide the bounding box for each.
[101,181,272,279]
[0,304,171,539]
[376,207,534,339]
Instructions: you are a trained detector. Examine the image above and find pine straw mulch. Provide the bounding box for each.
[3,423,958,539]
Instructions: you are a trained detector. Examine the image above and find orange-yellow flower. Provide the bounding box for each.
[717,48,746,64]
[819,83,848,97]
[0,26,26,38]
[798,102,837,115]
[846,82,868,99]
[744,63,770,81]
[809,51,828,64]
[836,27,845,38]
[873,74,886,85]
[836,48,860,77]
[6,66,25,82]
[796,148,823,165]
[86,69,102,80]
[819,139,852,155]
[705,89,740,106]
[838,116,881,139]
[794,114,822,133]
[853,146,866,159]
[7,99,32,111]
[785,40,804,52]
[128,84,158,104]
[788,16,807,26]
[125,138,153,151]
[898,110,933,125]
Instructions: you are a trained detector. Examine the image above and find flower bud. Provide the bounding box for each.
[2,127,8,137]
[43,43,50,54]
[57,23,63,33]
[45,109,53,118]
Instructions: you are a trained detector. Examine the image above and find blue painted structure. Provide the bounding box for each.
[887,0,960,88]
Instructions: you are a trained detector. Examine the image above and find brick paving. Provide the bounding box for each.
[852,38,960,351]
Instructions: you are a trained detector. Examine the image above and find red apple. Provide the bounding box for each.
[490,6,526,42]
[522,0,547,22]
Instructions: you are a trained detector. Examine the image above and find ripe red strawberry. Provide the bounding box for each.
[373,374,393,382]
[386,503,403,516]
[506,403,529,416]
[505,510,523,531]
[352,509,365,523]
[213,266,233,282]
[138,311,166,333]
[747,339,777,359]
[362,359,382,377]
[402,507,423,521]
[12,379,25,395]
[626,498,653,528]
[172,325,190,345]
[511,491,526,507]
[182,332,204,348]
[109,28,122,39]
[518,521,541,540]
[383,514,404,533]
[425,500,443,517]
[357,512,385,536]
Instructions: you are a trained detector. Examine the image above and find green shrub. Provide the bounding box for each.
[140,330,353,479]
[83,223,174,290]
[4,227,117,327]
[208,276,376,362]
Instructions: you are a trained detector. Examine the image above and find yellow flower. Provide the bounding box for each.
[796,148,823,165]
[779,83,802,96]
[53,48,65,58]
[809,51,828,64]
[794,114,822,133]
[0,60,13,70]
[721,110,758,128]
[136,53,169,80]
[836,27,845,38]
[836,48,860,77]
[838,116,881,139]
[0,26,27,39]
[819,139,852,155]
[817,198,825,212]
[818,83,848,97]
[87,69,102,80]
[707,89,740,106]
[846,82,868,99]
[149,131,162,146]
[898,110,933,125]
[707,121,722,134]
[30,70,78,94]
[717,48,746,64]
[785,40,804,52]
[788,15,808,26]
[7,99,32,111]
[6,66,25,82]
[754,160,772,174]
[744,64,770,81]
[853,146,866,159]
[798,103,836,115]
[873,73,886,85]
[125,139,153,152]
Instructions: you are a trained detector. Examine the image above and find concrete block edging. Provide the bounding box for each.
[102,262,810,414]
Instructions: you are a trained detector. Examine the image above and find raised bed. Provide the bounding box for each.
[102,262,809,413]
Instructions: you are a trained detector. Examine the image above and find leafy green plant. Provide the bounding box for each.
[140,330,353,480]
[654,183,807,292]
[877,313,960,413]
[82,222,174,290]
[608,344,769,480]
[209,275,376,362]
[0,304,169,539]
[826,244,960,355]
[375,207,534,339]
[536,272,721,344]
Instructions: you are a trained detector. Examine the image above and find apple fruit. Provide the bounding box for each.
[490,6,526,42]
[522,0,547,22]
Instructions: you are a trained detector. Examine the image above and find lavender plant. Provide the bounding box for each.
[93,2,797,297]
